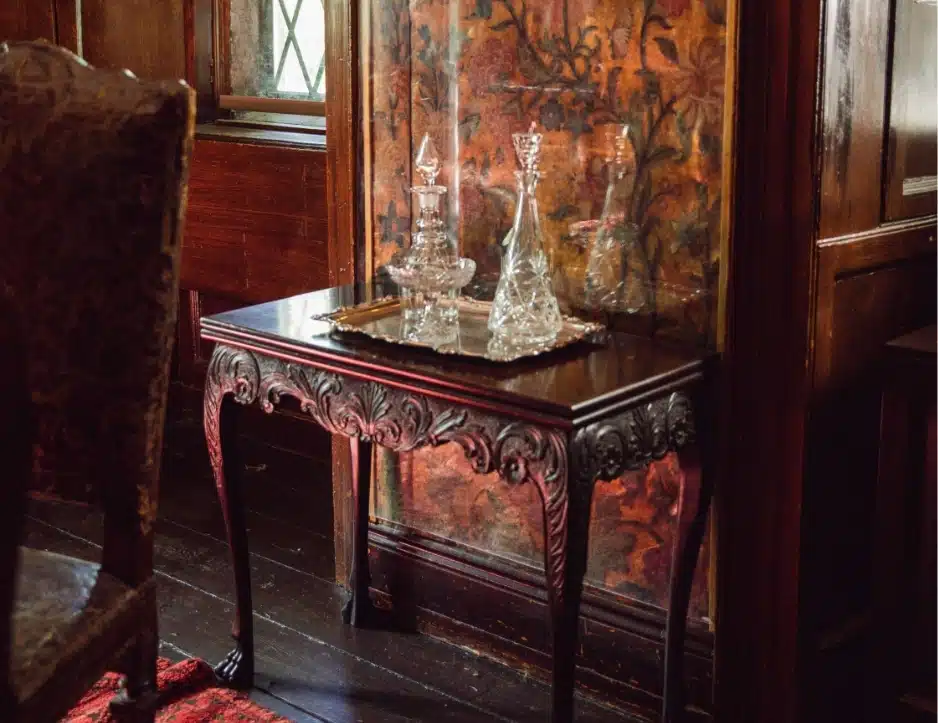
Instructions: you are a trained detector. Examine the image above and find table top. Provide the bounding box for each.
[201,285,711,424]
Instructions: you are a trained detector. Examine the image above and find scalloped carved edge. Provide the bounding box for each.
[203,345,696,605]
[202,345,571,600]
[571,391,696,489]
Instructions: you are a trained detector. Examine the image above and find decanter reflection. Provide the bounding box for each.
[487,124,562,346]
[584,124,646,314]
[387,133,475,347]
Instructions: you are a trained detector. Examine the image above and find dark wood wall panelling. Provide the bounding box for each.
[872,327,937,722]
[176,140,331,383]
[80,0,186,80]
[715,0,823,721]
[817,0,890,238]
[0,1,55,43]
[802,0,938,720]
[884,0,937,221]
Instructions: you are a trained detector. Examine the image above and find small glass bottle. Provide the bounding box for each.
[487,124,562,346]
[387,134,474,347]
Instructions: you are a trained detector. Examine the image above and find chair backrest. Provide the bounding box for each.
[0,41,195,582]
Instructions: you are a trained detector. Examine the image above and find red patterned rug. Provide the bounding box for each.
[64,657,290,722]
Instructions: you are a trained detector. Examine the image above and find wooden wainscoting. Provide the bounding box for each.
[172,134,335,519]
[0,1,55,42]
[176,137,331,385]
[802,219,936,722]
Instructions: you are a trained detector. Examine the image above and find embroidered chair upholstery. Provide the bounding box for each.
[0,40,194,722]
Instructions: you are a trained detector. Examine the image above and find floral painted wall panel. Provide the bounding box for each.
[370,0,412,269]
[365,0,726,622]
[375,445,710,617]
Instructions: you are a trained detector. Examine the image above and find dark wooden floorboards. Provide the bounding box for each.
[22,395,633,722]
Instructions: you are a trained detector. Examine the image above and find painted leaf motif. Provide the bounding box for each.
[654,36,679,64]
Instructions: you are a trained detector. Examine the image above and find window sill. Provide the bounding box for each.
[195,123,327,150]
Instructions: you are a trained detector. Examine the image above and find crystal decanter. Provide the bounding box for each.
[583,124,645,313]
[386,134,475,347]
[487,124,562,346]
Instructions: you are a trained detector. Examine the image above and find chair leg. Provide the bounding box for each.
[110,593,160,723]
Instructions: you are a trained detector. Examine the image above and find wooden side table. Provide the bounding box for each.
[872,325,936,723]
[199,285,716,723]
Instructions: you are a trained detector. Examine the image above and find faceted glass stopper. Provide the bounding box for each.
[415,133,441,186]
[512,123,542,173]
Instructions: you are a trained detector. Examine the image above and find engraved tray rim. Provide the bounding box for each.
[312,295,606,363]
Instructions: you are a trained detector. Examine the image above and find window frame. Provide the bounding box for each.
[187,0,327,140]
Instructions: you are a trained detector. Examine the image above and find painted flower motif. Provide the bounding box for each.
[465,37,515,95]
[538,98,565,131]
[671,37,726,133]
[657,0,691,17]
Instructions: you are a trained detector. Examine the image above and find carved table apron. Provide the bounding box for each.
[201,305,711,723]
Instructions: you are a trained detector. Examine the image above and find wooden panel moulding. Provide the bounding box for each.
[80,0,186,80]
[884,0,938,222]
[0,1,55,43]
[813,217,937,390]
[324,0,359,287]
[53,0,81,54]
[181,139,331,303]
[717,1,823,722]
[184,0,216,120]
[800,221,935,721]
[324,0,359,586]
[817,0,891,239]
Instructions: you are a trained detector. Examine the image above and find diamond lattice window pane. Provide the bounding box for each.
[278,44,307,94]
[273,0,325,99]
[295,0,326,95]
[229,0,326,102]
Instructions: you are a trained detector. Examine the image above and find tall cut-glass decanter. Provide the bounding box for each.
[487,125,562,346]
[584,124,644,313]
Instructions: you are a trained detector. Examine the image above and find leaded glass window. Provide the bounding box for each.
[229,0,326,104]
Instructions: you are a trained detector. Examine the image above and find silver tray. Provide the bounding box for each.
[314,296,606,362]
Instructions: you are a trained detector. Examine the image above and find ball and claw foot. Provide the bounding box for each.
[214,642,254,689]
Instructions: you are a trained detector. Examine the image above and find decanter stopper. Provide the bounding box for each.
[512,123,542,173]
[415,133,442,186]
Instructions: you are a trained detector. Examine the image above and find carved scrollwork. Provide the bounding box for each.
[492,423,569,600]
[203,346,261,474]
[204,344,572,605]
[572,391,696,490]
[254,362,476,452]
